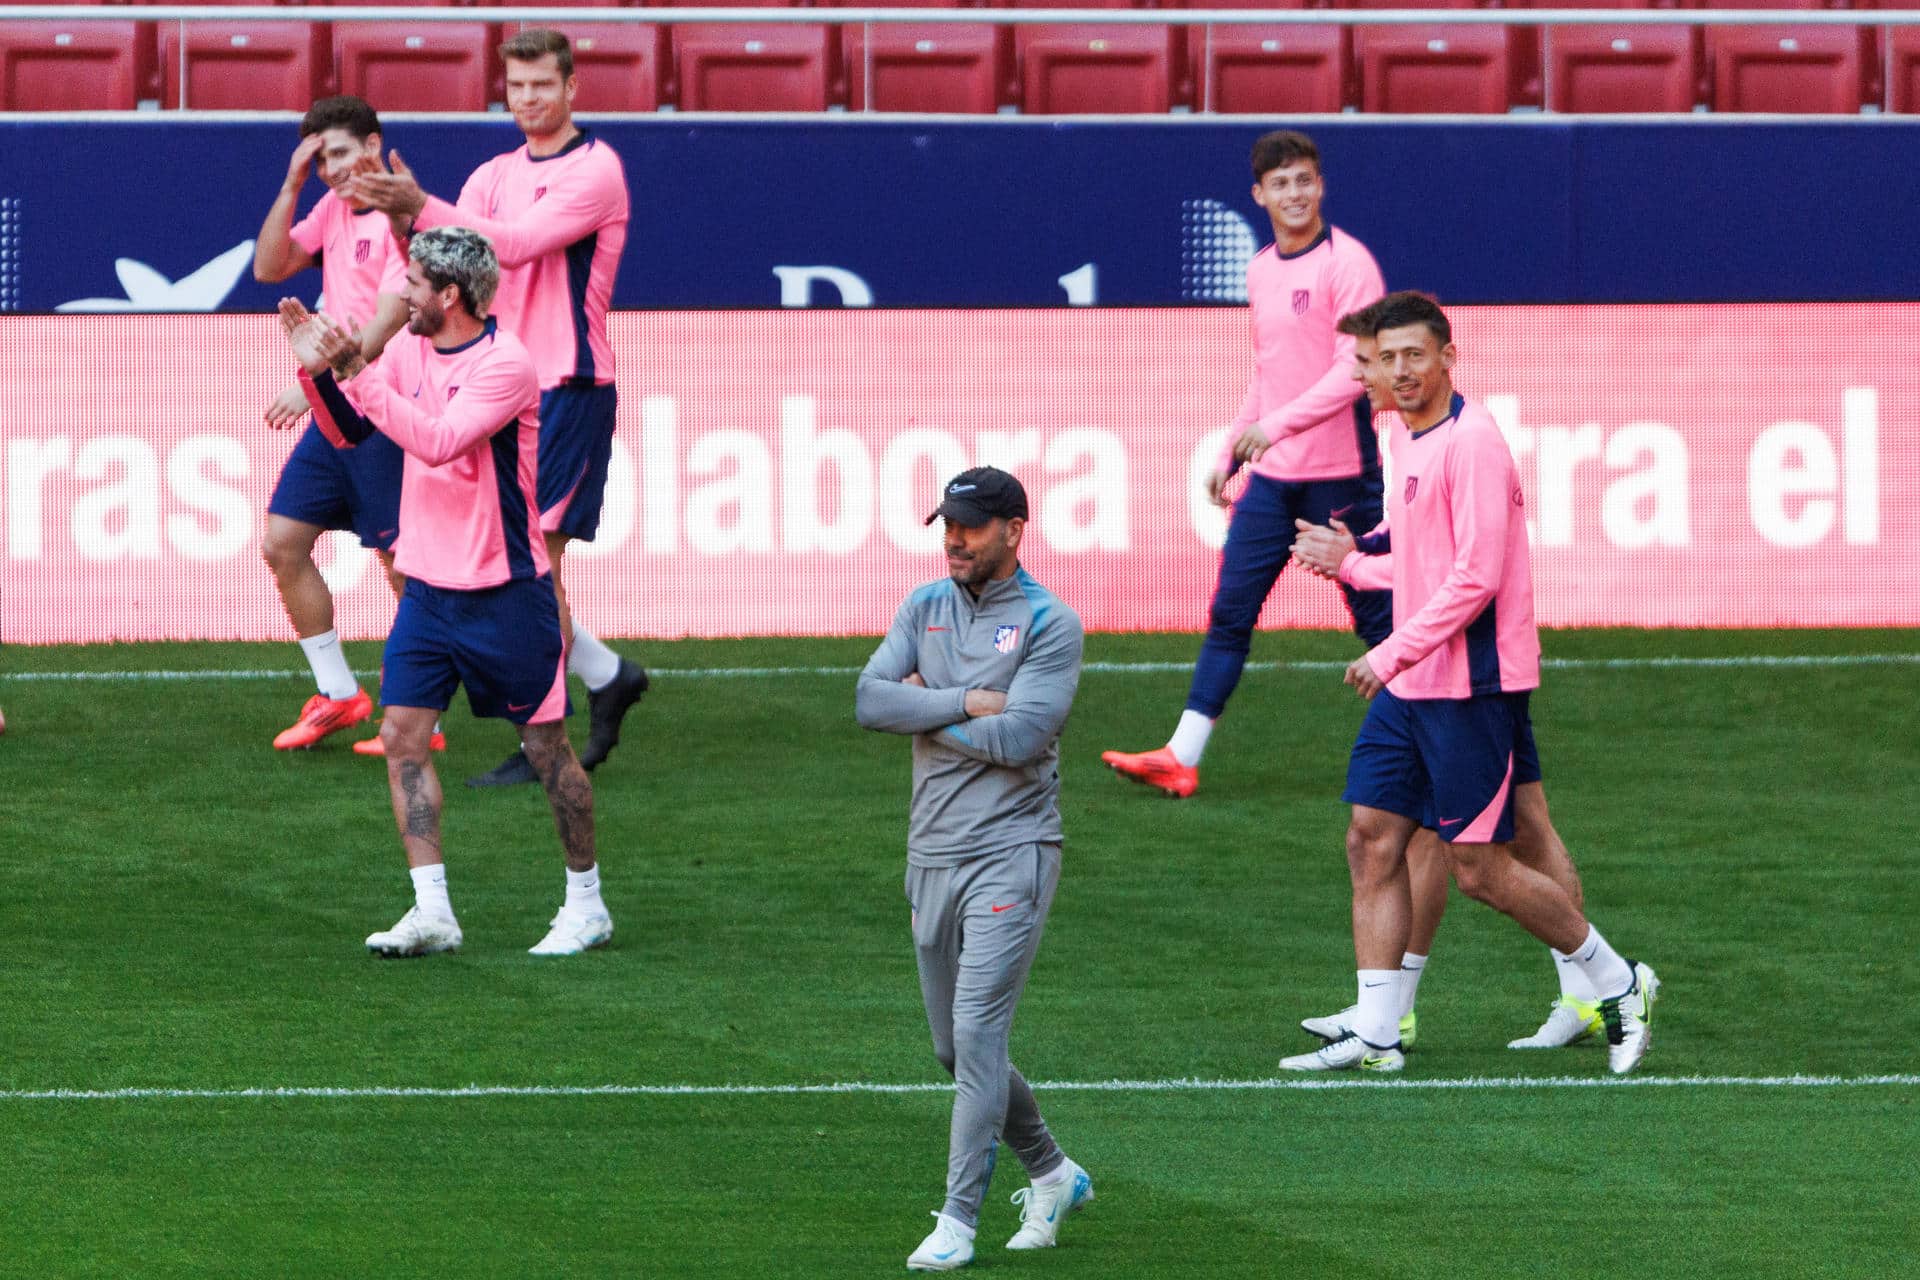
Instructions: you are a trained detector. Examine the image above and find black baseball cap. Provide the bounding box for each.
[924,466,1029,527]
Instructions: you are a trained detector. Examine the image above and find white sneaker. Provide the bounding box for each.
[528,905,614,956]
[1508,995,1605,1049]
[1280,1033,1404,1073]
[1006,1158,1095,1250]
[1301,1004,1419,1049]
[906,1212,974,1272]
[365,905,462,957]
[1601,960,1660,1075]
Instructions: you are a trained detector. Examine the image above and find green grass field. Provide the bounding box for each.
[2,629,1917,1278]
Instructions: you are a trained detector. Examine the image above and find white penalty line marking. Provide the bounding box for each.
[7,653,1919,683]
[6,1074,1918,1103]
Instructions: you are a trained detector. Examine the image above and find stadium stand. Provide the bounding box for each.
[0,6,1913,114]
[1192,23,1351,115]
[673,22,839,111]
[333,22,501,112]
[1017,23,1184,113]
[843,22,1014,113]
[0,20,157,110]
[1544,24,1702,113]
[1705,24,1870,113]
[161,21,331,111]
[1354,24,1517,113]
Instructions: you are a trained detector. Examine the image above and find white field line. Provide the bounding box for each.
[5,654,1919,683]
[3,1074,1917,1103]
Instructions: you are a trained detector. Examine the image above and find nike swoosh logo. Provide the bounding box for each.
[507,701,533,712]
[1363,981,1392,988]
[1362,1055,1395,1068]
[933,1249,957,1261]
[926,626,948,632]
[991,903,1019,913]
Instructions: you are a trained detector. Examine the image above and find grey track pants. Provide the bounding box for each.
[906,842,1066,1227]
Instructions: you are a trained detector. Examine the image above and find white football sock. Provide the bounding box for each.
[565,864,605,914]
[1569,924,1633,1001]
[1552,947,1600,1002]
[1398,952,1429,1018]
[1167,710,1215,767]
[1355,969,1401,1047]
[299,630,358,701]
[568,627,621,692]
[409,862,452,919]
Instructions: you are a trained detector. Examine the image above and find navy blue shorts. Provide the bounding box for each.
[536,382,618,541]
[381,576,571,725]
[1343,689,1538,845]
[266,420,405,551]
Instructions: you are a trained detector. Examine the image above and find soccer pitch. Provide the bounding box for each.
[2,629,1916,1278]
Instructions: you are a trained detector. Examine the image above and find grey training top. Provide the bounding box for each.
[855,567,1085,868]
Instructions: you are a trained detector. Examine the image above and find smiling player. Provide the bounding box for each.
[1103,130,1390,798]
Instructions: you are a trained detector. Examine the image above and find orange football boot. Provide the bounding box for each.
[353,728,448,756]
[1100,745,1199,798]
[273,688,374,750]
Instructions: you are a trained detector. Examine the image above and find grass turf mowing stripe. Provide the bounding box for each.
[6,653,1919,683]
[7,1073,1917,1102]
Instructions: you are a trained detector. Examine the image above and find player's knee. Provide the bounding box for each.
[930,1043,957,1076]
[379,717,426,761]
[261,532,304,578]
[1344,822,1399,885]
[1447,847,1500,904]
[1204,601,1258,647]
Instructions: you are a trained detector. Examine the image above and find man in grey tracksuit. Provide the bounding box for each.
[856,467,1096,1273]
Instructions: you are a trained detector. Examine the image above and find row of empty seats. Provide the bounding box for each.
[2,19,1916,112]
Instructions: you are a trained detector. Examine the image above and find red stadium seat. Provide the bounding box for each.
[333,22,500,113]
[1017,24,1182,114]
[0,21,157,110]
[673,24,838,111]
[844,23,1013,113]
[161,22,330,111]
[1355,25,1514,113]
[1544,24,1701,112]
[502,21,668,112]
[1888,26,1920,113]
[1001,0,1143,8]
[1705,26,1868,112]
[1192,24,1349,114]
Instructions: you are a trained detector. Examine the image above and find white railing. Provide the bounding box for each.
[3,7,1918,115]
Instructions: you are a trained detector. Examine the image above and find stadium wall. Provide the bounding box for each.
[2,306,1914,642]
[3,118,1919,312]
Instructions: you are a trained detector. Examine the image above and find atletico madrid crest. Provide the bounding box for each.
[1405,476,1419,505]
[993,625,1020,654]
[355,239,371,264]
[1292,289,1311,315]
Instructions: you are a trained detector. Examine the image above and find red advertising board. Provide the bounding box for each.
[1,306,1914,643]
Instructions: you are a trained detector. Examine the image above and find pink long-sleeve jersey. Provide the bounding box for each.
[1221,226,1386,483]
[413,130,628,390]
[301,320,547,592]
[290,191,407,328]
[1338,392,1541,701]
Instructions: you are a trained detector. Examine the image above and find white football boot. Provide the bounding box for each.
[1280,1033,1404,1073]
[1601,961,1660,1074]
[1006,1158,1095,1250]
[366,905,463,958]
[1508,995,1605,1049]
[906,1212,975,1272]
[1301,1004,1419,1050]
[528,906,614,956]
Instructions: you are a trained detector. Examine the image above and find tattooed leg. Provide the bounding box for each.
[522,721,596,873]
[381,706,444,869]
